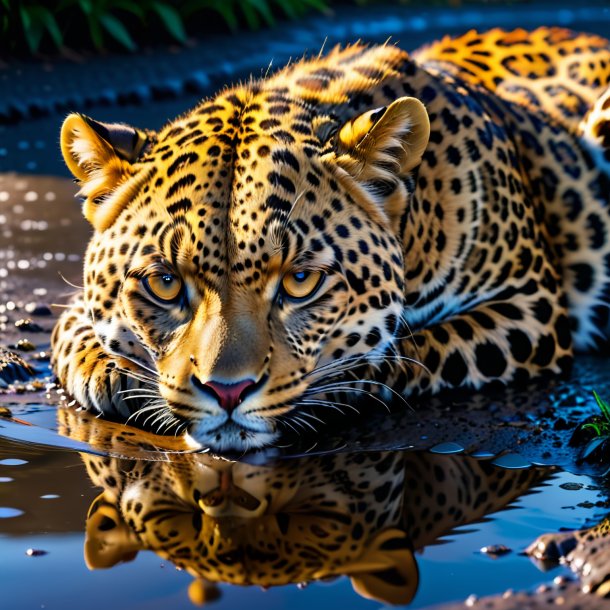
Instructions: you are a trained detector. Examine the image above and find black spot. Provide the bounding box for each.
[425,347,440,371]
[441,351,468,386]
[507,329,533,363]
[166,174,196,199]
[365,328,382,347]
[532,334,556,367]
[260,118,281,130]
[432,326,450,344]
[446,145,461,165]
[532,298,553,324]
[167,198,192,215]
[475,342,507,377]
[570,263,594,293]
[271,149,300,173]
[450,319,474,340]
[167,152,199,176]
[555,314,572,350]
[488,302,523,320]
[440,108,460,134]
[268,171,296,193]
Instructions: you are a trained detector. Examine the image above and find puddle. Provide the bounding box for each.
[1,432,607,610]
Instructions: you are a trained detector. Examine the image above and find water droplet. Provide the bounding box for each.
[0,191,9,202]
[429,442,464,455]
[491,453,532,469]
[0,507,24,518]
[0,459,27,466]
[40,494,59,500]
[24,191,38,202]
[0,477,13,483]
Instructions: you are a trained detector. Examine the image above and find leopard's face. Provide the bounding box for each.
[61,88,428,450]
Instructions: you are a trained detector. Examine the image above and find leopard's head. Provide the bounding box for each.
[60,84,429,451]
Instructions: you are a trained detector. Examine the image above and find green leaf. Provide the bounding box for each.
[78,0,94,15]
[241,2,261,29]
[594,391,610,422]
[86,13,104,49]
[19,6,31,30]
[19,6,47,54]
[249,0,275,26]
[31,6,64,49]
[100,13,137,50]
[583,422,602,436]
[151,2,187,42]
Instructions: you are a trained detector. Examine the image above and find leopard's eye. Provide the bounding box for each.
[143,273,183,303]
[281,270,324,301]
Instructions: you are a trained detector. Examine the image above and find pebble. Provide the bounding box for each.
[480,544,512,557]
[14,318,44,332]
[13,339,35,351]
[559,482,583,491]
[24,302,52,316]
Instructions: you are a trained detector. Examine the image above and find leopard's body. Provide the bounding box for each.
[52,27,610,451]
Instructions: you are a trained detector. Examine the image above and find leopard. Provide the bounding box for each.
[52,26,610,452]
[56,407,544,606]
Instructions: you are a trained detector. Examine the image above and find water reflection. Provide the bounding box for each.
[59,411,546,606]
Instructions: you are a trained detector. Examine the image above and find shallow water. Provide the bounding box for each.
[0,432,607,610]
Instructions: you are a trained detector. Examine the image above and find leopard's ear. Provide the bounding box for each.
[60,114,149,230]
[323,97,429,225]
[345,528,419,605]
[84,493,141,569]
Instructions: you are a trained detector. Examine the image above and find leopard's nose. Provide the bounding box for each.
[193,377,256,413]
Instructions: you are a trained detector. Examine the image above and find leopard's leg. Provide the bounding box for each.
[528,516,610,596]
[51,299,146,419]
[390,288,573,398]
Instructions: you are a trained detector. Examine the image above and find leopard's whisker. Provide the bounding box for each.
[291,414,318,433]
[298,397,358,415]
[304,383,392,412]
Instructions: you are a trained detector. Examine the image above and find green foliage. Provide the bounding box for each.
[583,391,610,437]
[1,0,330,55]
[577,391,610,463]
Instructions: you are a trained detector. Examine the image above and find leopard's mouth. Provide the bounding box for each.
[186,420,279,453]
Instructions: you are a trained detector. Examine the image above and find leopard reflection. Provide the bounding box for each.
[79,446,542,605]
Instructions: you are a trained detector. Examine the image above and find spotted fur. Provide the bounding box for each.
[52,27,610,451]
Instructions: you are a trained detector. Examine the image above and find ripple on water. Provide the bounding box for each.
[0,507,24,518]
